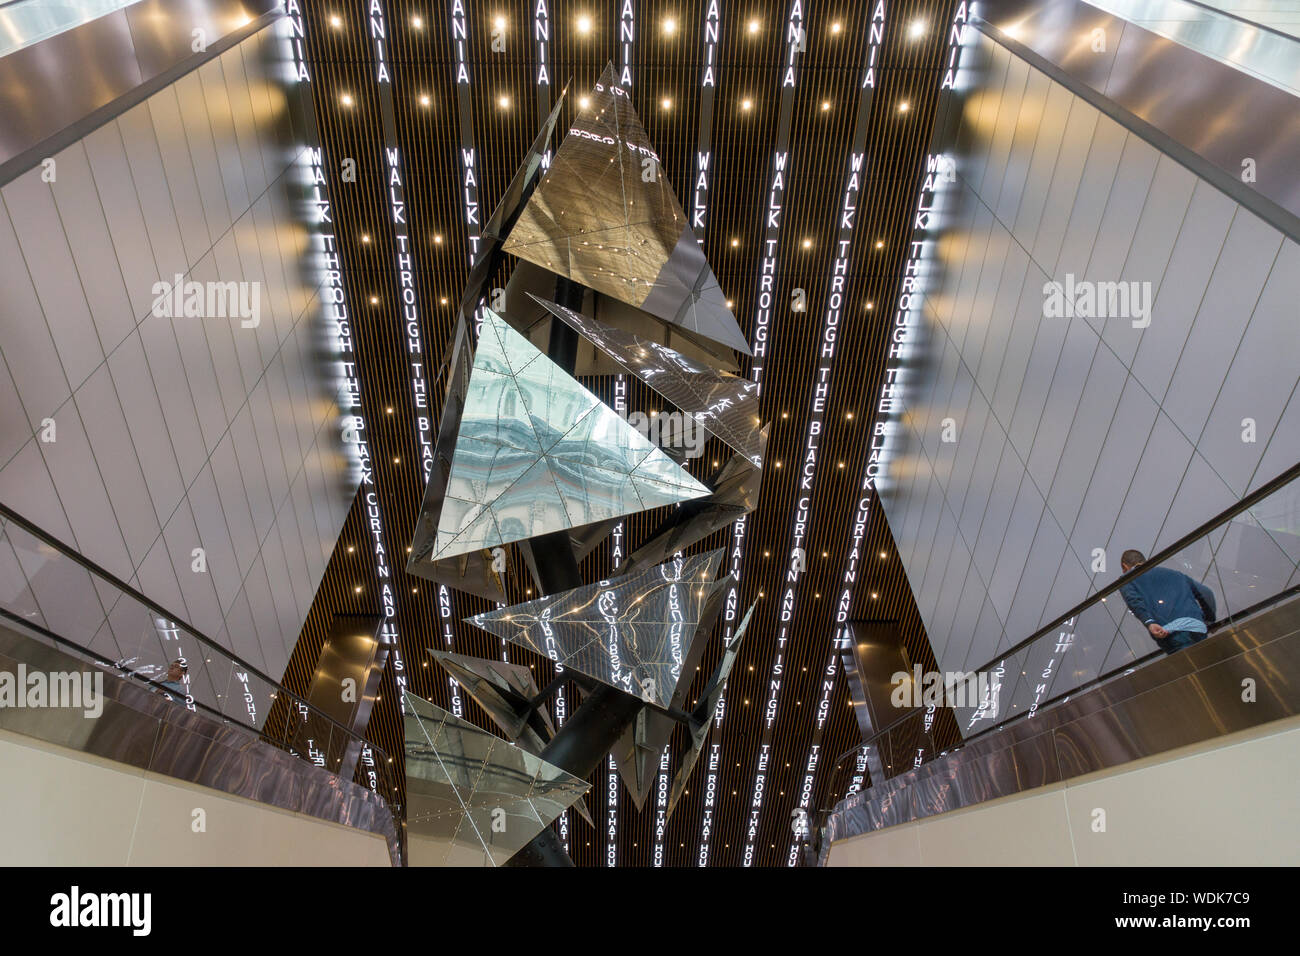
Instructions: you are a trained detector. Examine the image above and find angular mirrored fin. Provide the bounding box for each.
[665,601,756,821]
[503,63,750,357]
[620,423,770,578]
[460,84,570,325]
[427,649,554,749]
[403,692,589,866]
[413,309,711,573]
[503,260,740,373]
[466,549,726,709]
[529,294,765,465]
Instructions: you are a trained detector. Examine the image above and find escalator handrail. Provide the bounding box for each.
[823,459,1300,786]
[0,500,396,781]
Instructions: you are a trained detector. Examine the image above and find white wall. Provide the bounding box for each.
[0,23,355,686]
[880,28,1300,693]
[827,714,1300,866]
[0,728,390,866]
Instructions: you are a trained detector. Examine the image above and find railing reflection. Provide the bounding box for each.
[0,502,403,858]
[821,461,1300,822]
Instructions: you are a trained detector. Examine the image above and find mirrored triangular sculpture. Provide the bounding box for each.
[427,649,595,827]
[620,424,769,578]
[430,309,710,562]
[503,260,741,373]
[502,63,751,357]
[530,294,765,466]
[404,692,589,867]
[460,86,570,324]
[427,649,556,750]
[666,602,755,820]
[467,549,726,709]
[608,565,732,808]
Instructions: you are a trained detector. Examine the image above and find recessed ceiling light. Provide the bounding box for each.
[329,15,342,29]
[361,234,371,243]
[577,13,592,34]
[411,15,423,29]
[821,100,831,111]
[579,95,591,109]
[498,94,511,109]
[741,97,753,111]
[802,238,812,249]
[354,585,362,593]
[831,21,842,34]
[493,15,506,31]
[899,100,910,112]
[725,298,734,308]
[747,18,760,34]
[433,233,443,244]
[866,301,874,310]
[663,17,676,35]
[340,93,354,107]
[660,97,672,110]
[440,296,448,305]
[875,239,884,249]
[369,295,378,304]
[730,237,739,247]
[909,19,926,39]
[419,93,431,107]
[385,407,393,414]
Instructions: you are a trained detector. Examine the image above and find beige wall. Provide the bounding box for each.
[827,715,1300,866]
[0,729,390,866]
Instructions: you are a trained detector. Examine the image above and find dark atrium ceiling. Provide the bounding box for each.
[284,0,962,866]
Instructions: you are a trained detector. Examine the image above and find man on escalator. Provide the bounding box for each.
[1118,550,1217,655]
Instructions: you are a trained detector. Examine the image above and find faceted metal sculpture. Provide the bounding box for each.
[502,63,751,358]
[607,566,732,807]
[467,549,726,710]
[404,692,589,867]
[503,260,741,373]
[666,602,755,820]
[427,649,595,827]
[427,649,556,752]
[530,294,765,465]
[426,309,711,563]
[460,87,569,325]
[620,426,769,578]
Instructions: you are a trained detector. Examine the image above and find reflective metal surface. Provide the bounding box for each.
[0,0,279,184]
[426,649,555,752]
[468,549,728,709]
[530,294,767,466]
[976,0,1300,239]
[460,87,568,324]
[608,562,732,807]
[666,602,754,819]
[403,691,589,867]
[620,428,768,577]
[0,621,401,864]
[503,259,741,374]
[426,308,710,562]
[1085,0,1300,93]
[821,595,1300,859]
[502,64,751,357]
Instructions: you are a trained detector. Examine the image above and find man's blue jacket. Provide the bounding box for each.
[1118,565,1217,628]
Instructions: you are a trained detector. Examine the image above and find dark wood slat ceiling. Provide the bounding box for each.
[282,0,962,867]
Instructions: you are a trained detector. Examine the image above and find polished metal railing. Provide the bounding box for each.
[820,460,1300,817]
[0,502,403,856]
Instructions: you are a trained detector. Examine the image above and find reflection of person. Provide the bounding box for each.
[1118,550,1217,655]
[158,659,188,697]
